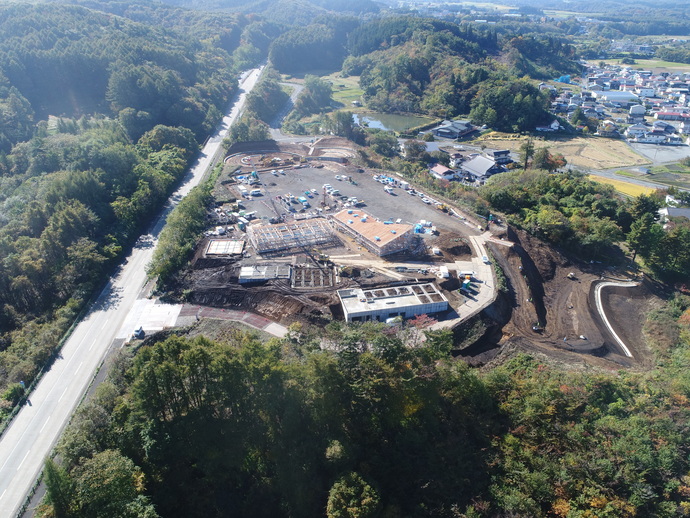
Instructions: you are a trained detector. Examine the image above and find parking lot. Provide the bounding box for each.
[233,162,477,236]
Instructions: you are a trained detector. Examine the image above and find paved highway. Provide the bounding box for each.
[0,65,264,517]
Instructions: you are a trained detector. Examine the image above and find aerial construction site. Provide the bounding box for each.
[174,137,658,370]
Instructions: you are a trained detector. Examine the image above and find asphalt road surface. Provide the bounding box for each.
[0,65,264,517]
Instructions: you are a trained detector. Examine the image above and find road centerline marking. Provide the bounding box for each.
[57,387,69,403]
[16,450,31,471]
[39,416,51,434]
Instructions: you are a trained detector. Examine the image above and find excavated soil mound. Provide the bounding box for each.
[434,232,472,259]
[474,227,657,369]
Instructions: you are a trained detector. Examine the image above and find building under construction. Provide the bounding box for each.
[247,218,340,256]
[330,209,415,257]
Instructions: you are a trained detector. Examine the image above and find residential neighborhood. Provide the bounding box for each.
[428,148,513,184]
[551,62,690,145]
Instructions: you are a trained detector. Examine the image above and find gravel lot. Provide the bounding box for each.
[234,163,478,235]
[628,142,690,164]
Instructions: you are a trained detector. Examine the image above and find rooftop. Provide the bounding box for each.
[338,283,448,314]
[461,155,497,177]
[332,209,413,248]
[430,164,455,176]
[595,91,640,101]
[206,239,245,256]
[239,264,292,282]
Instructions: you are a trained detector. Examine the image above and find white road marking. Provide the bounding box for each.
[39,416,51,434]
[0,489,6,501]
[74,362,83,375]
[16,451,30,471]
[57,387,69,403]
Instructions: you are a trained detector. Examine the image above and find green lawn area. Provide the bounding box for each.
[614,166,690,191]
[599,58,690,73]
[321,73,364,107]
[651,164,690,174]
[280,71,364,109]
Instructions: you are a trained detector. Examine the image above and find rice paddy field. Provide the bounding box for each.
[587,175,656,197]
[476,134,649,170]
[616,165,690,191]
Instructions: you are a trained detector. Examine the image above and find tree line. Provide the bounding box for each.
[0,2,248,150]
[479,169,690,281]
[0,0,254,423]
[0,120,199,418]
[43,308,690,517]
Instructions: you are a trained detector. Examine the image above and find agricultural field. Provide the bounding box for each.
[321,72,363,107]
[476,134,649,170]
[617,165,690,191]
[459,2,514,10]
[544,9,604,17]
[587,175,655,197]
[598,58,690,73]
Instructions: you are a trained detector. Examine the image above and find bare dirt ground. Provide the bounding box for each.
[474,228,660,371]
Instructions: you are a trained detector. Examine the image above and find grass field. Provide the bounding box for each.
[613,164,690,190]
[476,133,649,170]
[650,164,690,175]
[598,58,690,73]
[587,175,655,197]
[279,71,363,116]
[320,72,363,107]
[452,1,513,10]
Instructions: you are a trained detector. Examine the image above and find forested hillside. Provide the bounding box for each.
[155,0,379,23]
[43,306,690,517]
[265,14,578,126]
[268,16,358,73]
[0,3,247,148]
[0,1,254,422]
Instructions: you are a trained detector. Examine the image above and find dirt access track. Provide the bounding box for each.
[480,227,657,370]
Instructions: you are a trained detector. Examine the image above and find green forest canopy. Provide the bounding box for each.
[45,306,690,517]
[0,0,259,422]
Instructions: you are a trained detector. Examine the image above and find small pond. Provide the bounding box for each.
[353,112,435,132]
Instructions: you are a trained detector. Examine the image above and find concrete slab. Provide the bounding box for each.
[264,323,289,337]
[117,299,182,340]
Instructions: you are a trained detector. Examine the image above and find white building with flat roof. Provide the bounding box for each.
[338,283,449,322]
[239,265,292,284]
[593,90,640,106]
